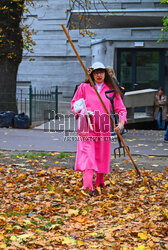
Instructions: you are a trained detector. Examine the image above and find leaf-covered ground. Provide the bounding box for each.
[0,151,168,249]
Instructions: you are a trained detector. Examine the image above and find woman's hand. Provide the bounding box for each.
[114,120,124,133]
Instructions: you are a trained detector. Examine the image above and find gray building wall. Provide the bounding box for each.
[17,0,168,102]
[17,0,91,102]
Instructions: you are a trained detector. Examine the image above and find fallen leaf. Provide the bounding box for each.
[138,232,149,240]
[62,237,76,245]
[0,233,4,240]
[68,209,79,216]
[134,245,146,250]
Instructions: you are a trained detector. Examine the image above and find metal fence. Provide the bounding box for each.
[29,86,58,125]
[0,86,58,126]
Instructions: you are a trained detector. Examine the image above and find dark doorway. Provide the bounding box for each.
[117,49,167,95]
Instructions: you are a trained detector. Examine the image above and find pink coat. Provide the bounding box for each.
[71,82,127,174]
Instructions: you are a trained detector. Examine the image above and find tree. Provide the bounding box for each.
[69,0,108,37]
[0,0,99,113]
[158,0,168,42]
[0,0,24,112]
[0,0,34,113]
[0,0,88,112]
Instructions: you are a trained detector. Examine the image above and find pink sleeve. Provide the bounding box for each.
[71,83,84,116]
[113,92,127,124]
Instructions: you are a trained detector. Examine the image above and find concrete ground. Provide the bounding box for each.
[0,127,167,155]
[0,127,168,174]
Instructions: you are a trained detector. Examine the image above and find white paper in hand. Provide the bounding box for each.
[74,98,84,113]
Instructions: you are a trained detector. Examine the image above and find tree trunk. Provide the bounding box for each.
[0,0,24,113]
[0,57,19,113]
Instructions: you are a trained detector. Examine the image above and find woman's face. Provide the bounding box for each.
[158,90,163,96]
[92,69,105,84]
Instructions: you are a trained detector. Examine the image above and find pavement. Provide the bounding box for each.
[0,124,168,157]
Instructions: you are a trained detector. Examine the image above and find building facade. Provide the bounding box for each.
[17,0,168,102]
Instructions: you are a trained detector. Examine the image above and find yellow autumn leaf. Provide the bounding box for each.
[163,209,168,219]
[134,245,145,250]
[164,183,168,188]
[96,186,101,195]
[23,219,31,225]
[157,173,163,179]
[114,164,119,167]
[68,209,79,216]
[36,228,42,233]
[6,183,13,188]
[104,180,110,186]
[0,244,6,248]
[124,180,133,185]
[10,236,17,241]
[81,190,90,196]
[17,233,34,240]
[147,241,154,247]
[77,239,85,245]
[0,233,4,240]
[0,216,6,221]
[5,224,12,230]
[64,189,71,194]
[139,195,145,201]
[41,159,47,162]
[39,170,46,175]
[110,179,115,185]
[16,174,25,179]
[47,191,55,195]
[138,232,149,240]
[148,156,155,158]
[62,237,76,245]
[90,245,100,248]
[126,214,135,220]
[123,208,130,214]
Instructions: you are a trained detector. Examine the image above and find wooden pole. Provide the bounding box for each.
[61,24,142,178]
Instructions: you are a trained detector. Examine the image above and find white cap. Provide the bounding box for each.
[91,62,105,71]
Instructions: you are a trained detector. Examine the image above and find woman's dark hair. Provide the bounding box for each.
[84,69,115,89]
[158,87,164,92]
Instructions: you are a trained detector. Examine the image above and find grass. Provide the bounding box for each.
[15,151,72,160]
[15,152,50,159]
[55,152,72,158]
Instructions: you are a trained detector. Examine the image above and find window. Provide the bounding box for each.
[136,51,159,90]
[117,49,165,93]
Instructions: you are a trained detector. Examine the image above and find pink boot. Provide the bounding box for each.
[83,169,94,195]
[95,173,104,187]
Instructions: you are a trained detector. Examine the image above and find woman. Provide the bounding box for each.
[154,87,167,129]
[71,62,127,196]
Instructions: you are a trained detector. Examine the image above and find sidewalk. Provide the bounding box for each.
[0,127,167,156]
